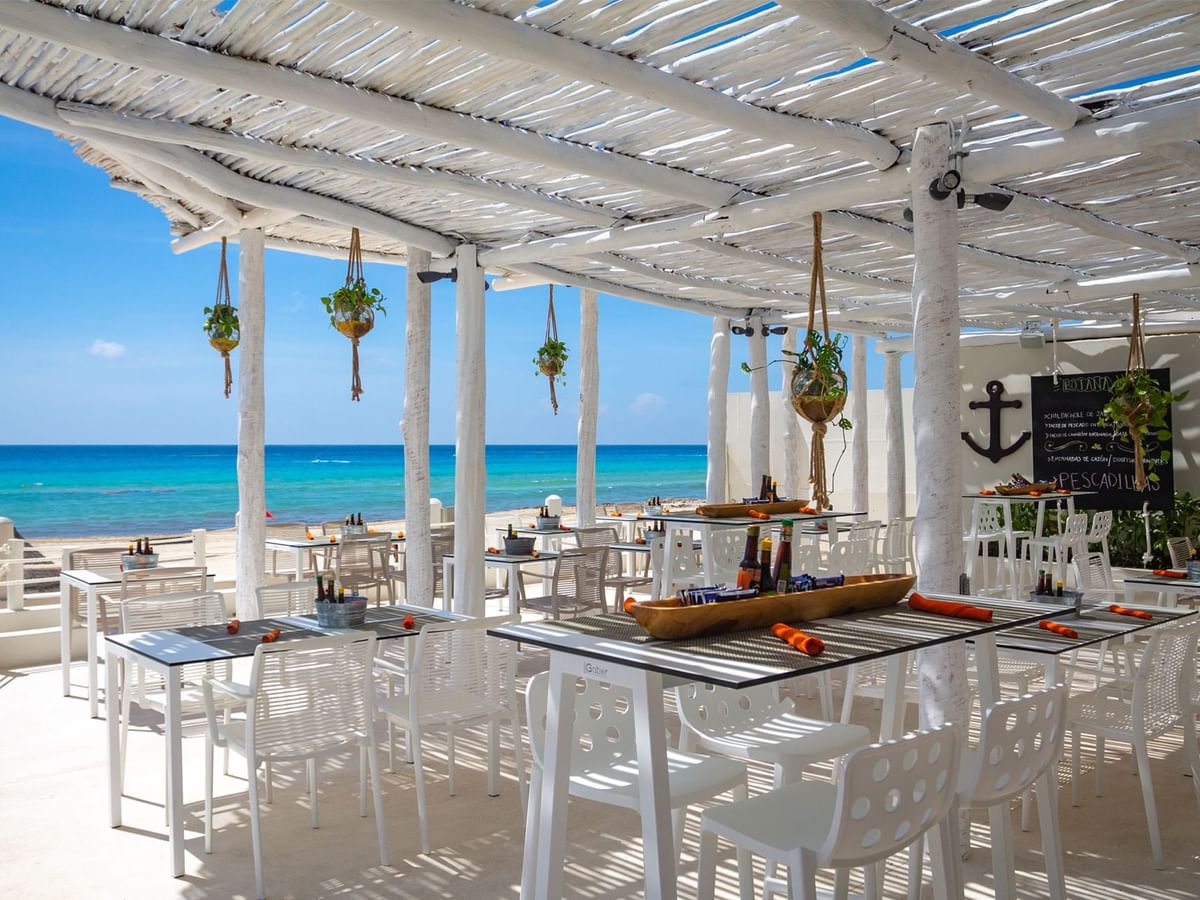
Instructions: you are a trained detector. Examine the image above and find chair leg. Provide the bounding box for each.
[696,829,719,900]
[1070,726,1081,807]
[359,744,368,817]
[863,861,881,900]
[411,725,431,854]
[1035,771,1067,900]
[204,736,214,855]
[1133,738,1164,868]
[520,765,542,900]
[832,868,850,900]
[673,807,689,867]
[1095,735,1105,797]
[927,811,962,900]
[368,735,389,867]
[119,660,131,790]
[263,760,274,805]
[487,719,500,798]
[447,727,457,797]
[248,755,266,900]
[1020,789,1033,832]
[840,664,858,724]
[818,672,834,721]
[509,711,528,817]
[1185,708,1200,815]
[905,837,924,900]
[790,847,819,900]
[308,757,319,828]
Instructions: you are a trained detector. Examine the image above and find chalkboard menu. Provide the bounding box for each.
[1030,369,1174,510]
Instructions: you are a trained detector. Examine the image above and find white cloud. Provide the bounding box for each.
[90,339,126,359]
[629,392,666,415]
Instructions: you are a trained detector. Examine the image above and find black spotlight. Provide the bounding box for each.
[928,169,962,201]
[768,326,788,335]
[417,269,455,284]
[902,207,914,223]
[974,191,1014,212]
[731,324,755,336]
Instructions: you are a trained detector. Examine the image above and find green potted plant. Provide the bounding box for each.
[536,287,568,414]
[783,330,853,432]
[1099,368,1185,491]
[322,228,385,401]
[204,237,238,398]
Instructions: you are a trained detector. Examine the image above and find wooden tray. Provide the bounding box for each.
[994,483,1056,495]
[628,573,916,640]
[695,500,811,518]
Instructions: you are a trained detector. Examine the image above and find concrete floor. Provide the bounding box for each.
[2,646,1198,899]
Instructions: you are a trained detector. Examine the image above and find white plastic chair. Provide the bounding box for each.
[375,615,525,854]
[203,632,387,900]
[792,543,823,579]
[847,520,882,571]
[1069,619,1200,867]
[880,517,915,574]
[826,540,869,577]
[255,579,318,618]
[965,502,1028,593]
[656,529,705,596]
[1086,510,1113,566]
[523,671,748,893]
[707,527,750,586]
[696,726,962,900]
[63,545,129,634]
[1023,513,1088,589]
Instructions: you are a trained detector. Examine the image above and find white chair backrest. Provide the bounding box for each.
[265,522,308,540]
[67,546,129,572]
[707,528,748,586]
[321,520,344,536]
[410,615,517,718]
[675,681,790,740]
[120,566,208,600]
[1087,510,1113,541]
[1072,552,1114,595]
[820,726,960,868]
[882,518,914,571]
[256,580,319,618]
[974,502,1005,536]
[963,685,1067,806]
[827,540,869,576]
[551,547,608,610]
[248,632,377,760]
[1167,536,1193,569]
[120,590,226,634]
[336,536,388,576]
[848,520,882,544]
[663,531,701,582]
[573,526,622,576]
[1062,513,1089,545]
[792,543,824,578]
[1133,621,1200,737]
[526,671,637,771]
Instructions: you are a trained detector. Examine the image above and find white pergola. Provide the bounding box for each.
[4,0,1200,729]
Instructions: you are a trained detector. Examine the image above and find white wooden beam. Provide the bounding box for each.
[882,349,906,521]
[0,0,742,209]
[706,317,730,504]
[477,99,1200,268]
[340,0,900,171]
[452,245,486,617]
[170,209,300,253]
[109,178,202,228]
[849,335,869,516]
[235,228,266,620]
[576,288,599,527]
[780,327,806,504]
[784,0,1088,131]
[403,246,434,607]
[747,317,770,489]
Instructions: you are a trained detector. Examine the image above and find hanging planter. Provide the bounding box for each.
[1100,293,1186,490]
[534,284,568,415]
[321,227,385,401]
[202,236,239,399]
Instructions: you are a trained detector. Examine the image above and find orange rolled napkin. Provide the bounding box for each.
[907,592,993,622]
[747,509,770,520]
[623,597,637,615]
[1152,569,1187,578]
[1108,604,1153,620]
[770,623,825,657]
[1039,620,1079,639]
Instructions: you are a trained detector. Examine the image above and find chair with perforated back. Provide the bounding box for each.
[255,579,318,618]
[525,546,608,619]
[825,540,870,578]
[792,542,823,579]
[375,615,524,854]
[965,501,1029,594]
[696,726,962,900]
[203,632,387,900]
[1024,512,1088,589]
[523,671,749,898]
[1069,619,1200,867]
[706,527,749,586]
[334,534,395,604]
[1086,510,1113,565]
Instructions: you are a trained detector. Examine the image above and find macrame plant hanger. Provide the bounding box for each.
[1125,292,1149,489]
[542,285,561,415]
[209,236,237,399]
[341,227,369,402]
[801,211,834,510]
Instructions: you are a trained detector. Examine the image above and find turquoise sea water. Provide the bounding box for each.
[0,445,707,537]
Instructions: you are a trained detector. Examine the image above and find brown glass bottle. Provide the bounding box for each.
[736,525,761,591]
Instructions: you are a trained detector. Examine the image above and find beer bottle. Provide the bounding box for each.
[144,537,152,555]
[758,537,777,593]
[771,480,780,503]
[337,584,346,604]
[736,525,761,591]
[316,574,325,605]
[759,475,771,501]
[773,520,793,588]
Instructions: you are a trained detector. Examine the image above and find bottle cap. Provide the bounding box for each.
[761,537,773,551]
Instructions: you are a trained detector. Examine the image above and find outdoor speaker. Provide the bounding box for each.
[1019,322,1046,350]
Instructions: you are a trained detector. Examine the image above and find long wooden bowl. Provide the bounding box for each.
[694,500,811,518]
[628,573,916,641]
[994,483,1056,495]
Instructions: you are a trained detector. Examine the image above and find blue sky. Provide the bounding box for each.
[0,117,910,445]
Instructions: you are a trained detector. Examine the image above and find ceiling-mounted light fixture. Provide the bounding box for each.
[767,325,788,335]
[416,269,490,290]
[973,191,1014,212]
[731,323,755,336]
[927,169,962,201]
[1019,320,1046,350]
[902,207,913,223]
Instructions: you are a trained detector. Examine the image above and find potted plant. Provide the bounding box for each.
[322,228,385,401]
[203,237,239,398]
[781,330,853,432]
[536,286,567,414]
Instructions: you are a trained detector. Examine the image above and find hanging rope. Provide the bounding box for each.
[207,236,238,399]
[543,285,560,414]
[1125,292,1148,488]
[804,211,835,509]
[343,228,368,401]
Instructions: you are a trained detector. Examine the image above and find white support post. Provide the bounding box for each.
[780,327,807,502]
[850,334,869,516]
[4,538,24,611]
[748,316,770,488]
[576,288,599,527]
[0,516,12,604]
[883,350,907,521]
[404,247,434,605]
[191,529,207,569]
[452,245,486,617]
[235,228,266,620]
[910,124,969,742]
[706,317,730,503]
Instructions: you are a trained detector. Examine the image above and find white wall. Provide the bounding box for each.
[727,388,916,519]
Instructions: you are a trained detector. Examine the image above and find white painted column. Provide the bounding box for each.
[780,327,807,501]
[452,244,486,617]
[235,227,265,620]
[748,315,770,487]
[576,288,599,526]
[883,349,907,521]
[910,124,969,736]
[705,317,730,503]
[403,247,433,605]
[850,334,869,515]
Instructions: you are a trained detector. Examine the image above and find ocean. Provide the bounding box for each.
[0,444,707,537]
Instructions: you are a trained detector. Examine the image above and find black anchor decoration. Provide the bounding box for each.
[961,380,1031,463]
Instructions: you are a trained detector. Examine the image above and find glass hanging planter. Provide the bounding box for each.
[321,227,385,401]
[202,236,239,399]
[534,284,568,414]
